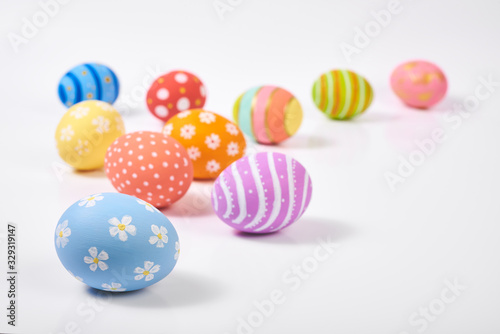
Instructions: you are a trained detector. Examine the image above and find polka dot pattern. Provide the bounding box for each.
[105,131,194,207]
[146,71,206,122]
[163,109,246,180]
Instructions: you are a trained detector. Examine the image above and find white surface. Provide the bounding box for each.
[1,0,500,333]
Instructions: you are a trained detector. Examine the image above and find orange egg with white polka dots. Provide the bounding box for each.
[163,109,246,179]
[105,131,193,208]
[146,71,206,122]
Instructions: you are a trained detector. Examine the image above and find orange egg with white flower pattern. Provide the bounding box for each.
[163,109,246,179]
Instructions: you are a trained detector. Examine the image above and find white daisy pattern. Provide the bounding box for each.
[55,220,71,248]
[108,215,137,242]
[205,133,221,150]
[187,146,201,160]
[96,101,114,112]
[199,111,216,124]
[206,159,220,173]
[134,261,160,281]
[226,142,239,156]
[149,225,168,248]
[60,125,74,141]
[163,123,173,136]
[84,247,109,272]
[92,116,110,133]
[137,199,156,213]
[74,139,90,156]
[102,283,126,292]
[180,124,196,139]
[225,123,239,136]
[78,193,104,208]
[174,241,180,260]
[70,106,89,119]
[177,110,191,118]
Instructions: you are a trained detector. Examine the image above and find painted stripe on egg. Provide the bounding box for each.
[234,86,302,145]
[213,152,312,233]
[254,152,282,232]
[219,174,233,219]
[244,154,266,229]
[254,86,275,144]
[238,87,261,141]
[312,69,373,120]
[271,155,296,232]
[231,162,247,224]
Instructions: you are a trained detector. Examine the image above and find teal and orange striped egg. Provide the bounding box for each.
[233,86,303,145]
[312,70,373,120]
[58,63,119,108]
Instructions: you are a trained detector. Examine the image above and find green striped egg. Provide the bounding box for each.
[312,69,373,120]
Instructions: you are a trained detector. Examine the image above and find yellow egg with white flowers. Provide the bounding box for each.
[55,100,125,170]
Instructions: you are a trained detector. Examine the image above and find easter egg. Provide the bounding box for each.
[212,152,312,234]
[233,86,303,144]
[312,69,373,120]
[105,131,193,208]
[55,192,180,292]
[146,70,206,121]
[390,60,447,109]
[163,109,246,179]
[55,100,125,170]
[58,63,119,108]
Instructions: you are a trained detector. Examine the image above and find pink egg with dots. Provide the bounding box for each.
[105,131,194,208]
[390,60,447,109]
[146,71,207,121]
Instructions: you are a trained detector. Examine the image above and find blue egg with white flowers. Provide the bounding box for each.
[55,192,180,292]
[58,63,119,107]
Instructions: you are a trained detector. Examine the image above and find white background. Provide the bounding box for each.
[1,0,500,333]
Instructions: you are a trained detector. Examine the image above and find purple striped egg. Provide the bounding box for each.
[211,152,312,233]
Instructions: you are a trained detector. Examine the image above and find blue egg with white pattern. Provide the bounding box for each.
[54,192,180,292]
[58,63,119,107]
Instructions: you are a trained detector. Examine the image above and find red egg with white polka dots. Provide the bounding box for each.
[105,131,194,208]
[146,70,206,122]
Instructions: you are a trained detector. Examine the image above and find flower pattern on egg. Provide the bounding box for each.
[226,142,239,156]
[199,111,216,124]
[205,134,221,150]
[74,139,90,156]
[206,159,220,173]
[60,125,74,141]
[55,193,181,292]
[55,220,71,248]
[108,215,136,242]
[92,116,110,134]
[84,247,109,272]
[180,124,196,139]
[225,123,239,136]
[102,282,126,292]
[174,241,180,260]
[70,106,89,119]
[163,109,246,179]
[78,193,104,208]
[137,199,156,213]
[134,261,160,281]
[148,225,168,248]
[187,146,201,161]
